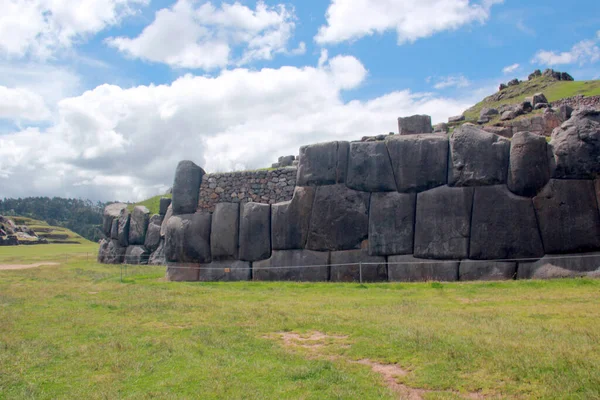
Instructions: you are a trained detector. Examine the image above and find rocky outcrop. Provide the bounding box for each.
[102,203,127,236]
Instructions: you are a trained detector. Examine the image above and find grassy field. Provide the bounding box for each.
[1,246,600,399]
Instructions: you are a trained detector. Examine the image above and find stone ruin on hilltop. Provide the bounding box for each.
[98,107,600,282]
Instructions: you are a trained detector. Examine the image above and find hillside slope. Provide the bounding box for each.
[10,216,93,245]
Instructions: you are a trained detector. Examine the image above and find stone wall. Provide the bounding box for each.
[98,109,600,282]
[197,167,297,212]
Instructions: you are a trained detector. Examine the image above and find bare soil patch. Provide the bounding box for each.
[0,262,59,270]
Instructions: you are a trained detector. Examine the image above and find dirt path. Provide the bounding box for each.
[0,262,59,270]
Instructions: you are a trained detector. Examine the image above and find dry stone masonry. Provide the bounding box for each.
[99,108,600,282]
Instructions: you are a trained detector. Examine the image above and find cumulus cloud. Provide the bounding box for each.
[107,0,301,69]
[0,55,474,202]
[502,63,520,74]
[532,34,600,66]
[432,75,471,89]
[0,86,51,121]
[0,0,147,59]
[315,0,503,45]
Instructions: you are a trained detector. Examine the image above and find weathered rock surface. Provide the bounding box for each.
[159,198,172,215]
[448,124,510,186]
[388,255,459,282]
[510,113,562,137]
[414,186,473,259]
[97,239,126,264]
[117,208,130,247]
[271,187,315,250]
[433,123,448,133]
[125,245,150,265]
[166,262,199,281]
[210,203,239,260]
[480,107,499,118]
[518,253,600,279]
[144,214,163,253]
[253,250,329,281]
[110,218,118,240]
[448,115,465,123]
[470,185,544,260]
[386,134,448,192]
[306,184,370,251]
[398,115,432,135]
[533,179,600,253]
[160,204,173,238]
[507,132,551,196]
[482,125,513,139]
[330,249,387,282]
[296,141,349,186]
[459,260,517,281]
[346,142,396,192]
[165,213,212,263]
[368,192,415,256]
[550,109,600,179]
[239,203,271,261]
[198,260,251,282]
[128,206,150,245]
[172,160,205,215]
[148,239,165,265]
[103,203,127,236]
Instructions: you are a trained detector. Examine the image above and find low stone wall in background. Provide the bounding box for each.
[197,167,297,212]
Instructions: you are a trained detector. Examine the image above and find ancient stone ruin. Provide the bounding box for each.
[98,108,600,282]
[0,216,47,246]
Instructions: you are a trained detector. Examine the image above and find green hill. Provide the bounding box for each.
[10,216,93,245]
[127,193,172,215]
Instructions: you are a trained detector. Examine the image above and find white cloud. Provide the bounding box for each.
[0,86,51,121]
[432,75,471,89]
[107,0,301,70]
[0,0,147,59]
[532,35,600,66]
[0,55,474,202]
[502,63,520,74]
[315,0,503,45]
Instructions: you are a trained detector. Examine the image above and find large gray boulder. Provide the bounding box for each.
[330,249,387,282]
[550,109,600,179]
[271,187,315,250]
[198,260,251,282]
[144,214,163,253]
[368,192,415,256]
[296,141,349,186]
[253,250,329,281]
[210,203,239,260]
[398,115,432,135]
[124,245,150,265]
[160,204,173,238]
[110,218,119,240]
[507,132,551,196]
[97,239,126,264]
[388,255,458,282]
[533,179,600,253]
[414,186,473,259]
[470,186,544,260]
[148,239,166,265]
[164,213,212,263]
[448,124,510,186]
[346,142,396,192]
[102,203,127,236]
[459,260,516,281]
[166,263,199,281]
[238,203,271,262]
[159,197,172,215]
[306,184,370,251]
[128,205,150,245]
[518,253,600,279]
[386,134,448,192]
[171,160,205,215]
[117,208,130,247]
[480,107,499,119]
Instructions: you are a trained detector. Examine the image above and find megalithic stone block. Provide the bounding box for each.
[448,124,510,186]
[368,192,415,256]
[470,185,544,260]
[148,239,166,265]
[144,214,164,253]
[166,263,199,281]
[117,208,130,247]
[129,205,150,245]
[533,179,600,253]
[159,198,172,215]
[388,255,459,282]
[385,134,448,193]
[253,250,329,281]
[346,142,396,192]
[459,260,517,281]
[98,239,126,264]
[305,184,370,251]
[397,115,432,135]
[160,204,173,238]
[102,203,127,236]
[172,160,205,215]
[198,260,251,282]
[271,187,315,250]
[507,132,551,197]
[414,185,474,259]
[165,213,212,263]
[210,203,240,260]
[517,253,600,279]
[239,203,271,262]
[110,218,119,239]
[124,245,150,265]
[296,141,349,186]
[330,249,387,282]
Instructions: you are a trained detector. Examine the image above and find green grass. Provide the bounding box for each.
[7,216,93,245]
[0,242,99,264]
[1,248,600,399]
[127,193,172,215]
[462,77,600,122]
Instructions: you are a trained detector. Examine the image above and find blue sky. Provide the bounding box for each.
[0,0,599,202]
